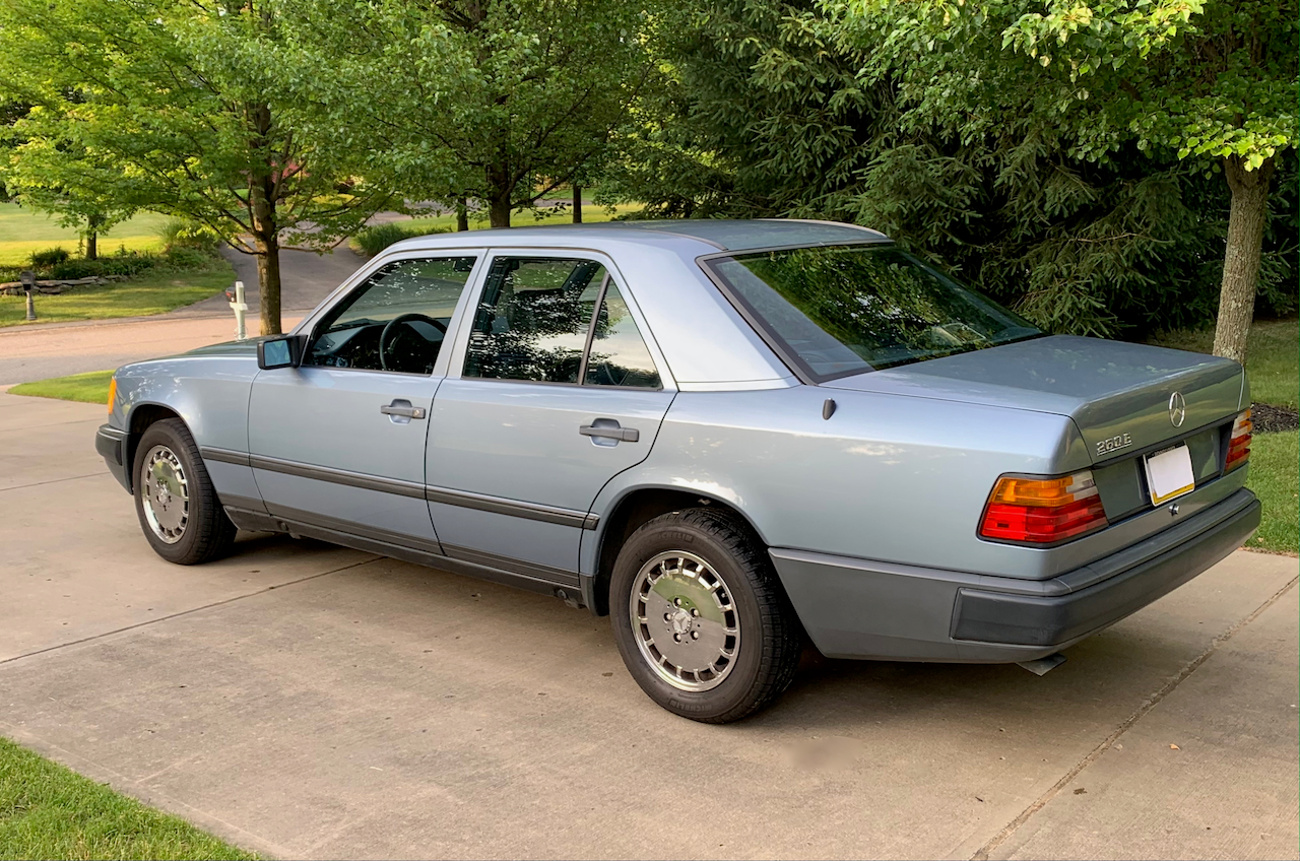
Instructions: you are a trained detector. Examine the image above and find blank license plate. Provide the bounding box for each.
[1143,443,1195,505]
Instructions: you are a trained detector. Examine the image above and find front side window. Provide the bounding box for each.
[309,256,477,374]
[707,245,1042,380]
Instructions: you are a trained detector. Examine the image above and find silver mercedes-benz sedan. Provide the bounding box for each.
[96,219,1259,722]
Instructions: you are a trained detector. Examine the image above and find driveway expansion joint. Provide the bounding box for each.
[0,555,380,668]
[969,573,1300,861]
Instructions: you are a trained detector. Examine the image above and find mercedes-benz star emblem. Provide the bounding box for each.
[1169,391,1186,427]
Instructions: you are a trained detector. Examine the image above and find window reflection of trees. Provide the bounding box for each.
[721,246,1038,375]
[465,259,603,384]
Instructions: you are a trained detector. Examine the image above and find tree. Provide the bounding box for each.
[605,0,1246,340]
[826,0,1299,362]
[278,0,659,228]
[0,0,391,334]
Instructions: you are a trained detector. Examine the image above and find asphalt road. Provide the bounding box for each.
[1,391,1296,860]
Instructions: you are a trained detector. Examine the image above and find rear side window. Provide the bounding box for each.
[463,257,606,384]
[583,282,661,389]
[707,245,1041,380]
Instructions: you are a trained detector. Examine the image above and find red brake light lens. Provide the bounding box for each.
[1224,409,1252,473]
[979,471,1109,544]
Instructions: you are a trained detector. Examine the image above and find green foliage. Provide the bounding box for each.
[274,0,661,225]
[28,247,69,268]
[160,218,222,253]
[0,0,394,331]
[351,222,449,258]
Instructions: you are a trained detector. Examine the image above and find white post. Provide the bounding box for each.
[230,280,248,340]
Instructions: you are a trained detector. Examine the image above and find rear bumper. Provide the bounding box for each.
[771,488,1260,662]
[96,424,131,492]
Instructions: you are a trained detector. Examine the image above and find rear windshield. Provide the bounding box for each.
[706,244,1042,380]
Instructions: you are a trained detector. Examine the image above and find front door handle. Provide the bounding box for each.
[381,400,426,420]
[580,420,639,443]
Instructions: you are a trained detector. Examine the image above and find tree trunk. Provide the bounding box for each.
[486,158,512,228]
[456,198,469,232]
[1212,155,1275,365]
[254,232,283,336]
[572,185,582,223]
[488,195,511,228]
[250,176,282,335]
[86,230,97,261]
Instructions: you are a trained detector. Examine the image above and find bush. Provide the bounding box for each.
[30,247,71,268]
[159,218,221,252]
[49,259,107,280]
[350,222,447,257]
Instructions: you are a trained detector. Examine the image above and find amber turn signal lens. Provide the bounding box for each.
[106,376,117,415]
[980,471,1109,544]
[1224,409,1252,473]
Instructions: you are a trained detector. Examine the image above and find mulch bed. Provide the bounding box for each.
[1252,402,1299,433]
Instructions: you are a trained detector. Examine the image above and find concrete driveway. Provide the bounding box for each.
[1,391,1296,860]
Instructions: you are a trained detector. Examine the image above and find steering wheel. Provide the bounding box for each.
[379,313,446,372]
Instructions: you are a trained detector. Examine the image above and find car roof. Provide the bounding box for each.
[390,218,889,255]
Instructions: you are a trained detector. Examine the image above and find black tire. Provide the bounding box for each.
[133,418,236,565]
[610,508,802,723]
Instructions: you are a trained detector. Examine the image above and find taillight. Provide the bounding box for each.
[979,471,1109,544]
[1224,409,1252,473]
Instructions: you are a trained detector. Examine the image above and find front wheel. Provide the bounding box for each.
[610,508,802,723]
[133,418,236,564]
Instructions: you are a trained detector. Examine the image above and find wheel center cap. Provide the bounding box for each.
[670,607,693,636]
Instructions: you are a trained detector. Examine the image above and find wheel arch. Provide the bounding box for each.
[583,485,769,616]
[122,403,185,492]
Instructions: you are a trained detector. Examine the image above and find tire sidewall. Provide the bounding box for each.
[133,420,210,564]
[611,515,771,721]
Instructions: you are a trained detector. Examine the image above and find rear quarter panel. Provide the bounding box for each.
[585,385,1095,581]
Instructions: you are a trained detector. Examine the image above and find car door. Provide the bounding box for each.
[248,252,482,552]
[426,253,675,582]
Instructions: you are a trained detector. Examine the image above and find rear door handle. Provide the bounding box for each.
[580,421,639,443]
[381,400,426,420]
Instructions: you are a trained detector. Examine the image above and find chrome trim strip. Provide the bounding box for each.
[241,452,600,530]
[425,485,600,530]
[249,454,427,500]
[199,446,251,466]
[440,542,581,589]
[99,425,128,441]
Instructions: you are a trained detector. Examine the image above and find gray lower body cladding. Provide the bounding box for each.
[771,489,1260,662]
[96,424,131,492]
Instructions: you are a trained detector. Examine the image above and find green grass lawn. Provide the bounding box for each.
[1150,319,1299,410]
[0,736,256,860]
[0,258,233,327]
[0,203,172,266]
[1244,430,1299,555]
[8,370,116,405]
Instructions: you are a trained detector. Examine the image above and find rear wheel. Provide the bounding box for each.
[610,508,802,723]
[133,418,236,564]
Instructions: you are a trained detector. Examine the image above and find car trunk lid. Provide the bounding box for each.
[820,335,1244,464]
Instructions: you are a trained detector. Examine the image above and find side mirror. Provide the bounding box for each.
[258,335,304,370]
